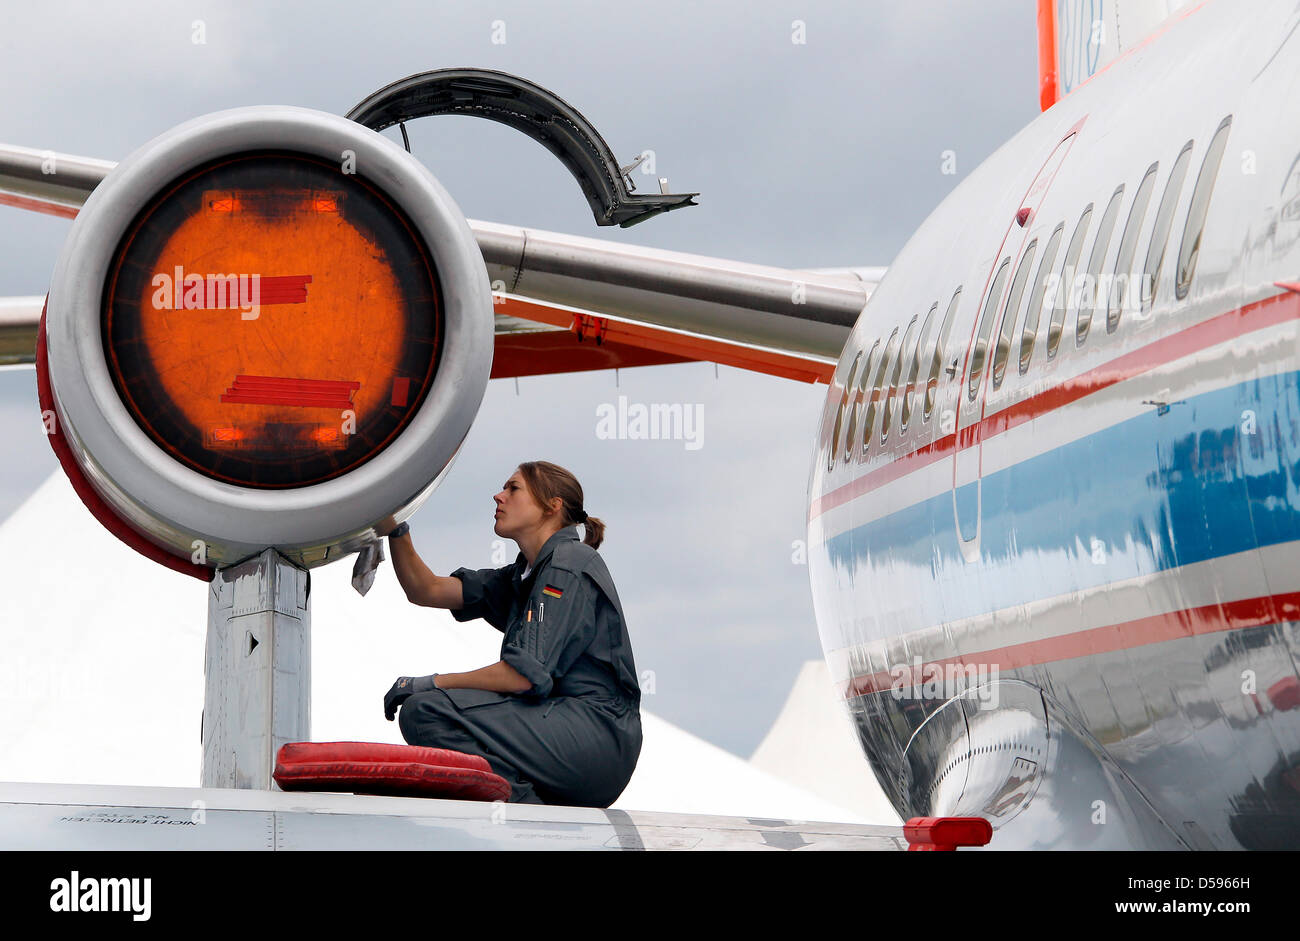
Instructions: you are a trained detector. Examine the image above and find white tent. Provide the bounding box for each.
[750,660,903,825]
[0,471,869,824]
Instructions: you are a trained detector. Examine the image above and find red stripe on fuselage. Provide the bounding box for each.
[843,590,1300,699]
[810,289,1300,520]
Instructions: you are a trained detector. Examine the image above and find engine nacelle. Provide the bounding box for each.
[39,106,493,573]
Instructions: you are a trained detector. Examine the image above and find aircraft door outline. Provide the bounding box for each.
[952,127,1082,562]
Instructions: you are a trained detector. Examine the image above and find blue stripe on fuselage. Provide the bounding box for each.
[821,369,1300,634]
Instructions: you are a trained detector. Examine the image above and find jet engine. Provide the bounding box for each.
[36,106,494,575]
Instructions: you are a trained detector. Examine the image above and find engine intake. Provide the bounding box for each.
[40,106,493,573]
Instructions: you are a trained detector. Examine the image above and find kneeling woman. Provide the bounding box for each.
[383,460,642,807]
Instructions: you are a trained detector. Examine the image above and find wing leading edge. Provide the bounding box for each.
[0,780,906,850]
[0,145,877,383]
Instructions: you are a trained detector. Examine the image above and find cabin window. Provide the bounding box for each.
[1108,162,1158,333]
[1048,204,1093,358]
[1140,140,1194,313]
[968,258,1011,400]
[994,240,1037,389]
[1076,185,1123,345]
[863,328,899,454]
[1176,116,1232,301]
[831,349,863,467]
[883,315,918,441]
[924,288,961,422]
[1020,224,1064,374]
[901,302,938,431]
[846,341,876,462]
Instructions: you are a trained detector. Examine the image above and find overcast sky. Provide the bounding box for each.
[0,1,1038,756]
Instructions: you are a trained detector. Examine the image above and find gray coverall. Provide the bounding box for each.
[397,525,643,807]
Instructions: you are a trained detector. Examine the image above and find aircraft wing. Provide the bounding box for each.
[0,144,879,383]
[0,781,906,851]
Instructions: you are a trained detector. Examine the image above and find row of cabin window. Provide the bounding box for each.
[968,114,1233,399]
[827,289,960,470]
[828,114,1232,471]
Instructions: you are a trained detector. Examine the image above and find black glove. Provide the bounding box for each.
[384,673,437,721]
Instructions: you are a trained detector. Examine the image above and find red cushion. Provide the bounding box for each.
[1268,677,1300,712]
[273,742,511,801]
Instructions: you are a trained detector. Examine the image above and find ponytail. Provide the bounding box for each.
[517,460,605,550]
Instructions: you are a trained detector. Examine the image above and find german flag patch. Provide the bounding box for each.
[541,584,563,599]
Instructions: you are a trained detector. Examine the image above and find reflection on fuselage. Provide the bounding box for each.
[807,0,1300,849]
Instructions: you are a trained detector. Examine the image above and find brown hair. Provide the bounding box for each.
[516,460,604,550]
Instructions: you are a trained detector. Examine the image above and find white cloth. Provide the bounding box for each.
[350,539,385,596]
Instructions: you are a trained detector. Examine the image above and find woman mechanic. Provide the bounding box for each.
[382,460,642,807]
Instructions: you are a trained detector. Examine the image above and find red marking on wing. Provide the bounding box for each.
[176,274,313,308]
[0,192,79,219]
[257,274,313,304]
[391,377,411,407]
[220,375,359,409]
